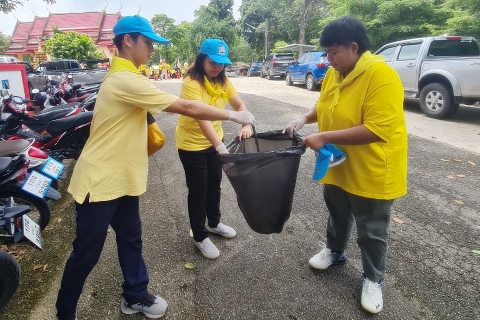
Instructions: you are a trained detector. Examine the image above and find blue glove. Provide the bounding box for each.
[312,144,347,180]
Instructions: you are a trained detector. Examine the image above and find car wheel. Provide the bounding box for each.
[267,70,273,80]
[285,72,293,86]
[306,74,317,91]
[419,83,458,119]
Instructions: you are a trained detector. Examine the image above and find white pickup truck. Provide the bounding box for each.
[375,36,480,119]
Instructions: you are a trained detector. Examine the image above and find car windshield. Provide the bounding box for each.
[252,62,262,66]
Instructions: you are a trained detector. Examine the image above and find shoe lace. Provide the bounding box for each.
[317,241,330,258]
[134,293,156,307]
[364,279,381,296]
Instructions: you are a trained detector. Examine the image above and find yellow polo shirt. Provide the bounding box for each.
[67,56,178,204]
[175,76,237,151]
[316,52,407,200]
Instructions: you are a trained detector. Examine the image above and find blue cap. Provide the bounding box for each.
[312,144,347,180]
[199,39,232,65]
[113,15,170,44]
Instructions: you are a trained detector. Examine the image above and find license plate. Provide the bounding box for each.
[41,157,65,179]
[22,215,43,249]
[21,171,52,198]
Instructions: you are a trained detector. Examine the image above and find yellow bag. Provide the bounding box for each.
[147,112,165,156]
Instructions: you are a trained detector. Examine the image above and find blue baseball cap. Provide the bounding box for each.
[199,39,232,65]
[312,144,347,180]
[113,15,170,44]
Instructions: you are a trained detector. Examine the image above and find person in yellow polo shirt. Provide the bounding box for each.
[284,16,407,314]
[176,39,252,259]
[55,16,254,320]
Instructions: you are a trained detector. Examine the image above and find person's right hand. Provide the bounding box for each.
[228,110,255,125]
[283,117,306,137]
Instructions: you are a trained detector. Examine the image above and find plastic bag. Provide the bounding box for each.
[218,130,306,234]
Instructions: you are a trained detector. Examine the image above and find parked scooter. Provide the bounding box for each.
[0,151,58,310]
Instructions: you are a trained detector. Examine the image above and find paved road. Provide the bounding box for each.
[2,77,479,320]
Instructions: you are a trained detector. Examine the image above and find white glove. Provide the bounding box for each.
[228,110,255,125]
[215,144,229,154]
[283,117,307,137]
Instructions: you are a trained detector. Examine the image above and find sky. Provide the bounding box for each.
[0,0,243,36]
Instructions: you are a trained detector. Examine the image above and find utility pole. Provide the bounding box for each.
[264,18,268,59]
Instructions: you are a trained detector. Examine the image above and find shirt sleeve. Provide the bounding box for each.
[362,65,405,143]
[224,77,238,100]
[120,75,178,114]
[180,77,203,101]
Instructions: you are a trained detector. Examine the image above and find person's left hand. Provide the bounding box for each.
[302,132,327,150]
[238,124,252,142]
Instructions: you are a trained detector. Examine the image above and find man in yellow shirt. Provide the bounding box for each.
[284,16,407,314]
[55,15,254,320]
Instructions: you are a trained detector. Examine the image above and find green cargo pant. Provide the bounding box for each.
[324,184,393,283]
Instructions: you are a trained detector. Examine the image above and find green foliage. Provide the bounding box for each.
[319,0,453,50]
[44,28,103,60]
[0,31,10,54]
[0,0,55,14]
[271,40,288,52]
[229,36,258,62]
[443,0,480,40]
[189,0,238,51]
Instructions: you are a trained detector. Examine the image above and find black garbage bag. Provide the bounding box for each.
[218,130,306,234]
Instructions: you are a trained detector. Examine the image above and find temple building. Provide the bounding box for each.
[5,10,120,63]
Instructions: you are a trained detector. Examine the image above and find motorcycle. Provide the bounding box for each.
[0,151,57,310]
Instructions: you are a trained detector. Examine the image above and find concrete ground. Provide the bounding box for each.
[1,77,479,320]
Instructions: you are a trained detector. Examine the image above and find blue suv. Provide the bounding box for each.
[285,51,330,91]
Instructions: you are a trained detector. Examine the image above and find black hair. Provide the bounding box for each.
[320,16,370,55]
[185,53,227,86]
[112,32,141,50]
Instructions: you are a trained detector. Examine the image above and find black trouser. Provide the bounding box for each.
[56,196,149,318]
[178,148,222,242]
[323,184,393,283]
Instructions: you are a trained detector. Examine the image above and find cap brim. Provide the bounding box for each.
[141,32,170,44]
[208,55,232,65]
[312,148,332,180]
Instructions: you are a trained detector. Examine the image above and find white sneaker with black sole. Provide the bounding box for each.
[195,238,220,259]
[207,222,236,238]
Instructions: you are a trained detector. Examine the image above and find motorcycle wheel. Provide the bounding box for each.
[0,191,51,230]
[0,250,20,311]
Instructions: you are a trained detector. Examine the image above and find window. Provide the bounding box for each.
[427,40,480,57]
[297,54,307,64]
[397,44,422,61]
[376,46,397,62]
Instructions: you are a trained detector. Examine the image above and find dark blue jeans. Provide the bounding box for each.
[56,196,149,318]
[178,148,222,242]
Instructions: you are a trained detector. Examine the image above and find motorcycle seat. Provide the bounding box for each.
[0,140,32,156]
[26,107,78,126]
[0,156,13,171]
[46,111,93,136]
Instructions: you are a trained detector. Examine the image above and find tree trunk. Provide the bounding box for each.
[299,0,315,44]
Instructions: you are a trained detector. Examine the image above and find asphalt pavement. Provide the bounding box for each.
[2,79,479,320]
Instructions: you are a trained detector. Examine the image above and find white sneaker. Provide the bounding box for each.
[121,294,168,318]
[308,243,346,269]
[195,238,220,259]
[207,223,236,238]
[361,274,383,314]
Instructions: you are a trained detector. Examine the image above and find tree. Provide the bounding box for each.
[0,0,55,13]
[229,36,257,62]
[189,0,238,51]
[44,28,103,60]
[444,0,480,40]
[319,0,451,50]
[0,32,10,54]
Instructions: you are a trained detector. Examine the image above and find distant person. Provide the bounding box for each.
[176,39,252,259]
[284,16,407,314]
[55,16,254,320]
[160,60,167,80]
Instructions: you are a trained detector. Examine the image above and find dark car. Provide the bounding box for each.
[247,62,262,77]
[285,51,330,91]
[261,53,296,79]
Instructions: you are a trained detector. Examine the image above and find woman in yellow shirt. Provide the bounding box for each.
[176,39,252,259]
